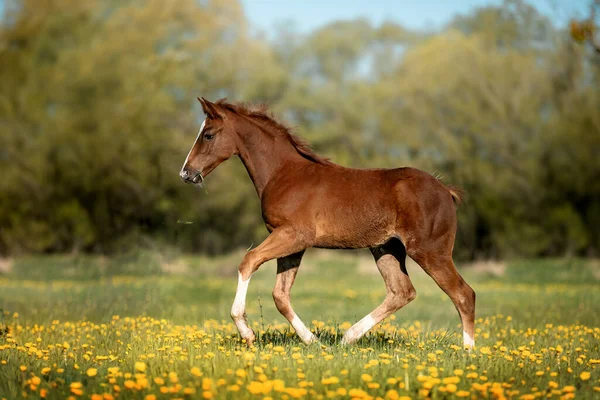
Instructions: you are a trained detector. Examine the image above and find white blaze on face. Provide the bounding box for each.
[181,118,206,172]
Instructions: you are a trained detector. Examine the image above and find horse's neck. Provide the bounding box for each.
[236,121,306,198]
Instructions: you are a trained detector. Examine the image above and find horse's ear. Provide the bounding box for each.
[197,97,224,120]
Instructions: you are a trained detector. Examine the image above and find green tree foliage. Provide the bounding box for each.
[0,0,598,259]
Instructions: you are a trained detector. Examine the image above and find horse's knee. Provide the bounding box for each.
[458,284,476,313]
[272,289,291,316]
[388,286,416,311]
[239,252,261,280]
[405,286,417,304]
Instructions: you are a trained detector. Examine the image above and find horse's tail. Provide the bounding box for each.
[446,185,464,206]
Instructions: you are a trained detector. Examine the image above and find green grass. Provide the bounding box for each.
[0,252,599,399]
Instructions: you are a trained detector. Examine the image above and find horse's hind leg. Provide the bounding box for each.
[341,239,416,345]
[409,250,476,348]
[273,251,317,344]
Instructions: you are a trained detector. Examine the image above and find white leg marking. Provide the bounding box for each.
[181,119,206,172]
[231,273,254,339]
[291,315,317,344]
[342,314,377,345]
[463,330,475,348]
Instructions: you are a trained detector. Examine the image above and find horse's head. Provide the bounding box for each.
[180,98,238,184]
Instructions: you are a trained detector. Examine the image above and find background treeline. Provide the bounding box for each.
[0,0,598,260]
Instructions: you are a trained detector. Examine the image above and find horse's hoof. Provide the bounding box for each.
[243,331,256,347]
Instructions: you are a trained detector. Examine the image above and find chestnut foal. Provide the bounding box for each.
[180,98,476,348]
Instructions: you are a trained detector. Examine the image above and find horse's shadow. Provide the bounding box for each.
[234,328,420,349]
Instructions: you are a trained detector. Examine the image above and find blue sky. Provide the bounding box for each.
[240,0,590,35]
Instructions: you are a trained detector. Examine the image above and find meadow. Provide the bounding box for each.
[0,251,599,399]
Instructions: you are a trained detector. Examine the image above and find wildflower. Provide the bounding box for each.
[70,382,84,396]
[446,383,457,393]
[87,368,98,377]
[285,387,308,398]
[321,376,339,385]
[361,374,373,382]
[443,376,460,384]
[580,371,590,380]
[134,362,146,372]
[348,388,369,398]
[191,367,202,377]
[236,369,246,378]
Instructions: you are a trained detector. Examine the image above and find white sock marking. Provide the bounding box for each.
[463,330,475,348]
[291,315,316,344]
[231,273,253,338]
[343,314,376,344]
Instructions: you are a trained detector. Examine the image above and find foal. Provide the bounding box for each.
[180,98,476,348]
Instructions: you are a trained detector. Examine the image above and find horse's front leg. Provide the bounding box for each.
[231,226,307,346]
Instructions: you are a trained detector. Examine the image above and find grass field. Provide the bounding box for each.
[0,251,599,399]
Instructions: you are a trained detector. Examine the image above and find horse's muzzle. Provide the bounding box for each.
[180,169,203,184]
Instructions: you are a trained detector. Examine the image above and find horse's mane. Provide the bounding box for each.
[215,99,334,166]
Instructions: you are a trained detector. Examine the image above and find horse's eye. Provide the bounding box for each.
[204,133,215,140]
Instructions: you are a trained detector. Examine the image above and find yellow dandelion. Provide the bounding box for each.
[236,369,247,378]
[87,368,98,377]
[321,376,339,385]
[580,371,590,381]
[134,362,146,372]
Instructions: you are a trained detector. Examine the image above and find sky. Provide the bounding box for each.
[240,0,590,36]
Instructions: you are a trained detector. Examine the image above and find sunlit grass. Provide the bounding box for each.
[0,254,598,399]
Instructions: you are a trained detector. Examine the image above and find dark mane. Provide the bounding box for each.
[215,99,334,166]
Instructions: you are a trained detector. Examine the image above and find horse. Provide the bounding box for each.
[180,97,476,348]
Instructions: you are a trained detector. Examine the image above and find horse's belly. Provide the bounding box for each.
[312,207,395,249]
